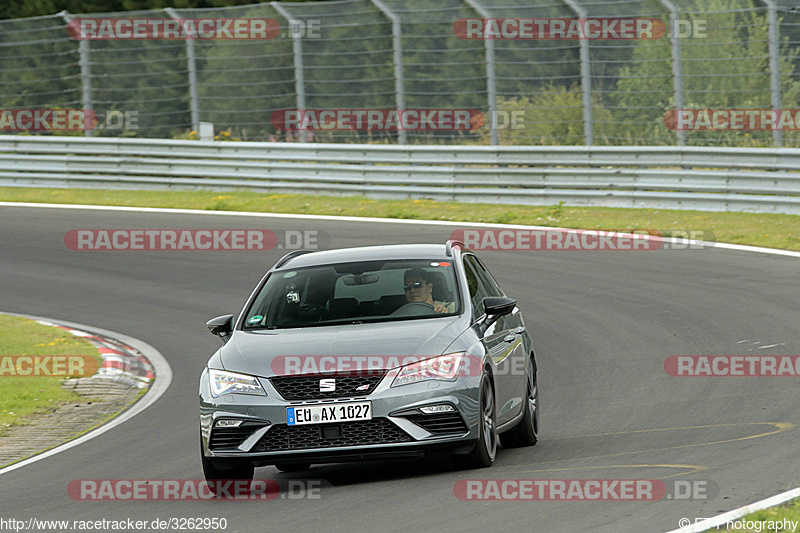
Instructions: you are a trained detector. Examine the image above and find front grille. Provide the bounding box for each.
[270,372,385,401]
[252,419,412,452]
[209,422,267,450]
[403,412,468,435]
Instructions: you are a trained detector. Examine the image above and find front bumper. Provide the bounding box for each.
[199,367,481,466]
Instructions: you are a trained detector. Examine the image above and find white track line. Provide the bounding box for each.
[1,201,799,524]
[667,487,800,532]
[0,314,172,476]
[3,201,800,259]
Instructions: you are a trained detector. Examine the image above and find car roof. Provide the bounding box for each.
[274,244,455,270]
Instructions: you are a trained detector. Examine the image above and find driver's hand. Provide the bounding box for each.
[433,303,447,313]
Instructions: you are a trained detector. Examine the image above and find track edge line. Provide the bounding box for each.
[0,312,172,476]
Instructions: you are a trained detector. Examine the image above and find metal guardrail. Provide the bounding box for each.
[1,135,799,214]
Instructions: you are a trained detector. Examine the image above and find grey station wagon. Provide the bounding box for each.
[199,240,539,480]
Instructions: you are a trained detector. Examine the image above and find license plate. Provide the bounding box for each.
[287,401,371,426]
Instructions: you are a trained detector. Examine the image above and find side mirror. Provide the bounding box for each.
[481,297,516,328]
[207,314,234,343]
[484,296,517,317]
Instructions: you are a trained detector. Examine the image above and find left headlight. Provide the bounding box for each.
[208,368,266,397]
[392,353,465,387]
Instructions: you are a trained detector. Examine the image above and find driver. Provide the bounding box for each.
[403,268,455,313]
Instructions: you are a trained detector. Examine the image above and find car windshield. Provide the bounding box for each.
[243,259,461,329]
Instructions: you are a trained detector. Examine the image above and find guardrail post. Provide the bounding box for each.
[199,122,214,142]
[463,0,498,146]
[762,0,782,148]
[657,0,685,146]
[166,8,200,133]
[61,11,93,138]
[272,3,308,142]
[560,0,592,145]
[370,0,407,145]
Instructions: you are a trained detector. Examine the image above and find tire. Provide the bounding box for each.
[275,463,311,473]
[499,365,539,448]
[201,442,254,483]
[453,375,497,469]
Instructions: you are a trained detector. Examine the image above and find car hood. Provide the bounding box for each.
[219,317,465,377]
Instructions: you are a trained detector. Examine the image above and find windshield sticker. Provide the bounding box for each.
[248,315,264,324]
[283,271,297,278]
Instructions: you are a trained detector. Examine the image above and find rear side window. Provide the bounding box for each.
[463,256,489,316]
[469,255,504,297]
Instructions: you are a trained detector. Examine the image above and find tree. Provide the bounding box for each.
[610,0,800,146]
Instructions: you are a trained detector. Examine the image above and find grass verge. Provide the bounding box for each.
[0,314,102,436]
[2,187,800,251]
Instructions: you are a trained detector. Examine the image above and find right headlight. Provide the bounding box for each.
[391,353,464,388]
[208,368,266,397]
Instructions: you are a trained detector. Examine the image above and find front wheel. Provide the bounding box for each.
[201,443,254,482]
[453,376,497,469]
[499,366,539,448]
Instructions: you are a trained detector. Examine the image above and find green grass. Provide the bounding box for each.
[0,314,102,436]
[711,497,800,531]
[2,187,800,251]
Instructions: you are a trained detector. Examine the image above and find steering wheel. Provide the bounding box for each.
[390,301,435,316]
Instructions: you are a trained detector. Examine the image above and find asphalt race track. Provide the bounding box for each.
[1,205,798,532]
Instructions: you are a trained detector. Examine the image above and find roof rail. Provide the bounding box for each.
[274,249,315,269]
[445,239,465,257]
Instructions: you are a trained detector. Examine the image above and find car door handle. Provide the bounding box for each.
[504,327,526,342]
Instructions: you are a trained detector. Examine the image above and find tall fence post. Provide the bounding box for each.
[166,8,199,133]
[272,2,307,142]
[463,0,498,146]
[762,0,782,148]
[370,0,406,145]
[61,11,93,138]
[560,0,592,145]
[658,0,685,146]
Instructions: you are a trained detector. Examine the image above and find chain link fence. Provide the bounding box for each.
[1,0,799,146]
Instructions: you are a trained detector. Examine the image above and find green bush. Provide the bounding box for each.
[477,85,615,146]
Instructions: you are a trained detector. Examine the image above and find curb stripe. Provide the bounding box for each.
[0,314,172,476]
